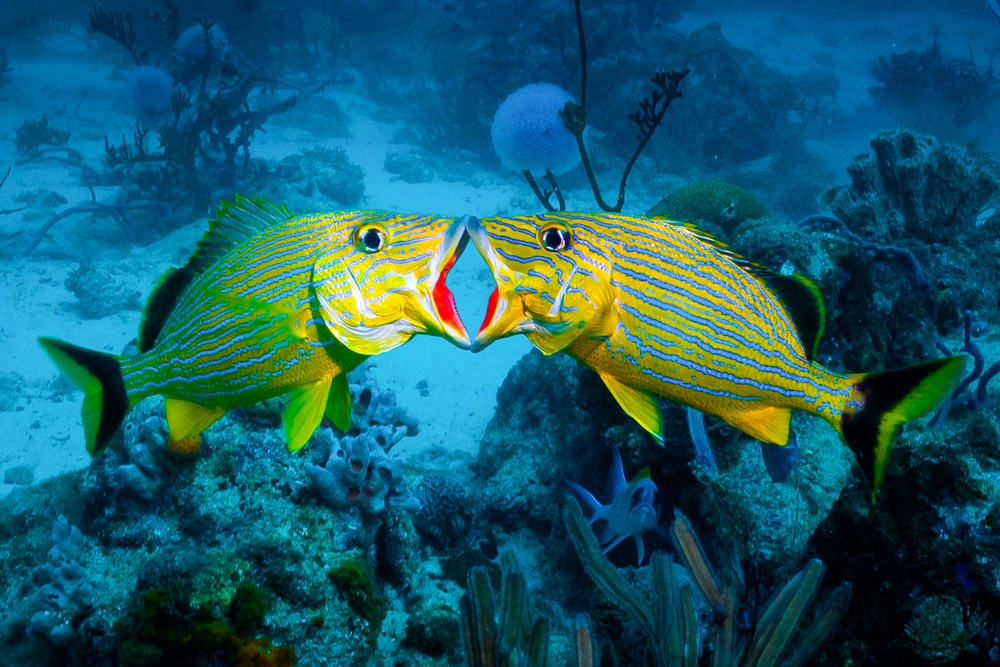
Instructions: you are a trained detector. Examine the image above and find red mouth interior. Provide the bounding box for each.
[478,287,499,335]
[432,235,468,337]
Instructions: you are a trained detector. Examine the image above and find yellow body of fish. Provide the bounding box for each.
[40,196,471,456]
[467,211,966,497]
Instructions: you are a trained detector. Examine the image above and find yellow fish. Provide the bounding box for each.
[466,212,966,497]
[40,196,471,456]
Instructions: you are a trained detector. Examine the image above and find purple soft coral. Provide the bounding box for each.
[567,448,662,565]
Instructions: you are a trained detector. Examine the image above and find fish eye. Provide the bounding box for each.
[539,224,572,252]
[355,225,387,253]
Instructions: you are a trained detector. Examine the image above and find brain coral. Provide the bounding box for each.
[646,180,767,234]
[491,83,581,176]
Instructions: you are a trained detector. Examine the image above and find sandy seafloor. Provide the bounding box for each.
[0,2,997,496]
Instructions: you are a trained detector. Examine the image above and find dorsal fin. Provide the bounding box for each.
[137,195,294,352]
[138,267,197,352]
[185,194,294,274]
[747,267,825,360]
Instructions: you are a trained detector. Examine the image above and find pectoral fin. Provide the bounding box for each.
[165,398,225,443]
[600,374,664,444]
[324,373,353,432]
[283,376,333,452]
[725,405,791,445]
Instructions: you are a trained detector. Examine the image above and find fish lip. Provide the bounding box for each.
[430,216,472,350]
[463,216,502,353]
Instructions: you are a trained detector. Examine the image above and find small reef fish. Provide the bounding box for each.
[567,447,661,565]
[467,212,966,498]
[40,196,471,456]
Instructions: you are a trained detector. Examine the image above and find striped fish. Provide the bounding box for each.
[466,212,966,497]
[40,196,471,456]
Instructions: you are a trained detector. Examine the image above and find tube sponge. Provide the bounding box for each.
[491,83,581,176]
[124,65,174,127]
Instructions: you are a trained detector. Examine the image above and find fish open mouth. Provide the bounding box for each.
[463,215,506,353]
[431,217,472,349]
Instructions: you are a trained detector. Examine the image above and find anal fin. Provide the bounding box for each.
[283,376,333,452]
[724,405,791,445]
[165,398,225,443]
[600,374,664,444]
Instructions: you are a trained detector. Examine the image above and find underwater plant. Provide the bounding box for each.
[88,5,298,224]
[869,29,999,126]
[564,501,852,666]
[14,115,71,160]
[460,552,550,667]
[492,0,687,213]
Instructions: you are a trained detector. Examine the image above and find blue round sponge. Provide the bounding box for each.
[125,66,175,127]
[491,83,581,176]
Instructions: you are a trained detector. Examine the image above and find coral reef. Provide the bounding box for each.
[64,263,143,320]
[0,363,460,665]
[806,129,1000,363]
[821,129,1000,246]
[258,148,366,211]
[27,516,94,647]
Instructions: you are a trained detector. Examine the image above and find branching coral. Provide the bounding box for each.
[869,31,999,126]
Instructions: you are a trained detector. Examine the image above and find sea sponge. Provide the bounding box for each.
[125,65,175,127]
[491,83,581,176]
[175,23,229,67]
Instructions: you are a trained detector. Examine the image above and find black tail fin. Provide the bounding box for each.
[841,355,967,500]
[38,337,129,456]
